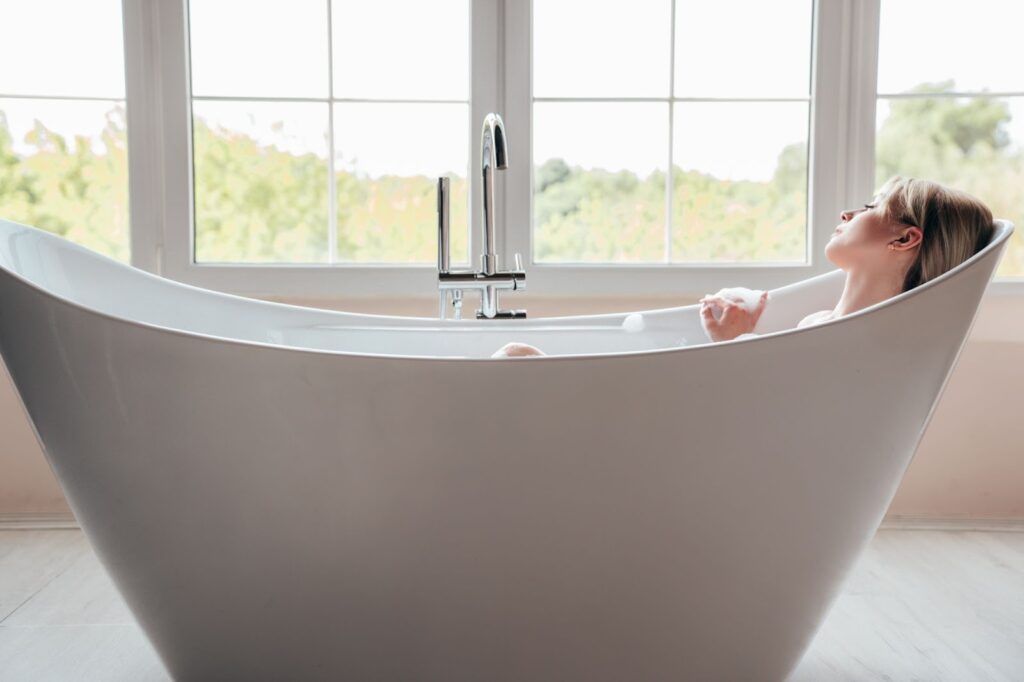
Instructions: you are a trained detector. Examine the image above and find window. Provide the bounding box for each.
[876,0,1024,278]
[532,0,813,265]
[0,0,129,262]
[28,0,1010,298]
[186,0,471,265]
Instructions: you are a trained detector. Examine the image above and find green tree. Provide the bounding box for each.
[192,117,328,262]
[0,107,129,262]
[875,80,1024,275]
[2,84,1020,276]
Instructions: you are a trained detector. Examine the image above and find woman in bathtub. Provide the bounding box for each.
[492,176,995,357]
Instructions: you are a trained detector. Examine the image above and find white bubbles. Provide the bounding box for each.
[706,286,768,314]
[621,313,646,333]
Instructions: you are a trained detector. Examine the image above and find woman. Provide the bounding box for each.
[492,176,995,357]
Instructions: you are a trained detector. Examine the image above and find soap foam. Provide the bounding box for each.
[621,313,645,333]
[704,286,768,320]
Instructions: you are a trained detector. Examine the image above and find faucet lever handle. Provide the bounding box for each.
[451,289,464,320]
[437,177,450,274]
[513,252,523,272]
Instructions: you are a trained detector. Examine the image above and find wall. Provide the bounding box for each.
[2,293,1022,521]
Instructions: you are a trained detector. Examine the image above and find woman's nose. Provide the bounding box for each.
[840,210,852,222]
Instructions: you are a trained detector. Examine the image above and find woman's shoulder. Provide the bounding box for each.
[797,309,835,328]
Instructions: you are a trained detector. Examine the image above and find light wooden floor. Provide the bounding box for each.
[0,529,1021,681]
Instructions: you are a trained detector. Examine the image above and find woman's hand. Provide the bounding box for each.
[699,289,769,342]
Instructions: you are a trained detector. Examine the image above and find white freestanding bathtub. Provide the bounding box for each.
[0,218,1013,681]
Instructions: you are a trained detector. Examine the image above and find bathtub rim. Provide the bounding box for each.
[0,218,1014,362]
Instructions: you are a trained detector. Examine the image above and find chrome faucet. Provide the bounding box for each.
[436,112,526,320]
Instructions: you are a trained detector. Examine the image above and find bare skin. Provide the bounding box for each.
[491,342,545,358]
[491,196,924,356]
[698,289,770,342]
[826,200,923,315]
[700,197,923,342]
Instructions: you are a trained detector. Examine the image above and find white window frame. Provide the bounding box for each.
[121,0,1021,299]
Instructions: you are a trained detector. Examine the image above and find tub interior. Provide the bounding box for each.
[0,220,717,357]
[0,219,1013,358]
[272,316,695,358]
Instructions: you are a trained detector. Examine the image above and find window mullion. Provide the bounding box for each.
[502,0,531,269]
[122,0,164,274]
[142,0,194,283]
[666,0,676,264]
[806,0,872,276]
[847,0,880,207]
[471,0,501,270]
[325,0,336,264]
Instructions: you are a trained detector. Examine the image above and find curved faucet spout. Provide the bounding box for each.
[482,112,507,170]
[481,113,507,276]
[436,112,525,320]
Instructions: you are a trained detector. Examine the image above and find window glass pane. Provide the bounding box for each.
[0,99,129,261]
[674,0,812,98]
[533,0,671,98]
[0,0,125,98]
[672,101,808,263]
[189,0,328,98]
[875,97,1024,278]
[192,101,329,263]
[333,0,469,101]
[877,0,1024,95]
[534,102,667,263]
[334,103,469,263]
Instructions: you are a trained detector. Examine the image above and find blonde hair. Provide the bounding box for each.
[875,176,995,293]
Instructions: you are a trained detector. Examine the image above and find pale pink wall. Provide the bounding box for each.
[2,294,1022,519]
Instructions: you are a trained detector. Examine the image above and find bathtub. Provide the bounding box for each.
[0,217,1013,681]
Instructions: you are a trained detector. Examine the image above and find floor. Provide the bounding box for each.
[0,529,1021,681]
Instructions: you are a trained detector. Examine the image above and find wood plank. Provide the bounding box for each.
[790,530,1024,681]
[1,529,1022,681]
[0,530,87,623]
[0,624,169,682]
[2,547,136,627]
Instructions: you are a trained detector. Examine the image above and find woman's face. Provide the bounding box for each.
[824,196,921,270]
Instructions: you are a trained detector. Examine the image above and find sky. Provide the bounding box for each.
[1,0,1023,180]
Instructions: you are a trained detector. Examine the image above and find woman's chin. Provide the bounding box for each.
[823,243,846,269]
[823,243,836,265]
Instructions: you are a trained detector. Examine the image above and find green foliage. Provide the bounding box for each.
[192,117,329,262]
[193,116,470,263]
[0,107,129,262]
[335,172,468,264]
[1,83,1021,276]
[534,145,808,263]
[672,161,807,263]
[875,80,1024,276]
[534,162,664,262]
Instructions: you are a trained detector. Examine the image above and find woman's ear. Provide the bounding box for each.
[894,226,923,250]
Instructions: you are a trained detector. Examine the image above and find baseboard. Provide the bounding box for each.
[1,512,1022,532]
[0,512,78,530]
[879,515,1024,531]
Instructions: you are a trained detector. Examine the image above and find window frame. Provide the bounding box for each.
[121,0,1022,299]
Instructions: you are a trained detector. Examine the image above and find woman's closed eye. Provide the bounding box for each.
[841,203,876,221]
